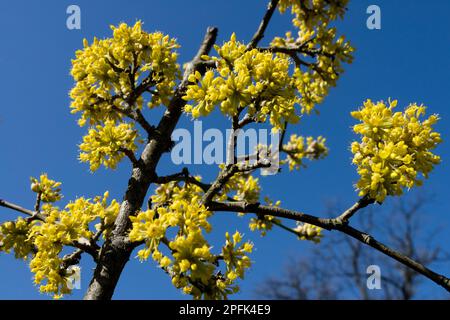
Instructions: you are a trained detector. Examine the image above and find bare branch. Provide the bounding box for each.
[201,158,271,206]
[208,200,333,229]
[132,109,155,137]
[34,192,42,213]
[62,227,104,267]
[196,60,218,74]
[71,240,100,261]
[247,0,280,50]
[156,167,211,192]
[278,121,288,151]
[0,199,46,221]
[272,219,303,238]
[333,195,375,224]
[207,200,450,293]
[237,113,257,128]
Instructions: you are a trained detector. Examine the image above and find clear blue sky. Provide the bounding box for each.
[0,0,449,299]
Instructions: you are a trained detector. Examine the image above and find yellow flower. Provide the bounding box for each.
[282,135,328,170]
[294,223,323,243]
[70,21,180,126]
[30,174,62,203]
[351,99,441,202]
[183,34,300,130]
[128,178,255,299]
[0,217,35,260]
[0,191,120,298]
[79,120,138,171]
[275,0,353,114]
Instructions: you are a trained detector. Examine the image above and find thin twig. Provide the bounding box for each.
[156,168,211,192]
[334,195,375,224]
[34,192,42,213]
[0,199,46,221]
[247,0,280,50]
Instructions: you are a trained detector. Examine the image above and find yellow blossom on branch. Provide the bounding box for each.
[282,135,328,170]
[351,99,441,202]
[30,174,62,203]
[294,222,323,243]
[129,180,254,299]
[70,21,180,127]
[183,34,300,130]
[275,0,353,113]
[79,120,139,171]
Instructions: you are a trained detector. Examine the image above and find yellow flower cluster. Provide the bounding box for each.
[29,247,72,298]
[232,174,260,203]
[1,174,120,298]
[79,120,139,171]
[129,180,253,299]
[29,191,119,297]
[275,0,353,113]
[351,99,442,202]
[220,231,253,286]
[30,174,62,203]
[248,198,281,236]
[249,215,278,236]
[183,34,300,129]
[148,179,205,212]
[91,192,121,238]
[210,164,262,205]
[282,135,328,170]
[278,0,349,31]
[130,195,211,260]
[0,217,35,259]
[70,21,180,127]
[223,173,261,205]
[294,222,323,243]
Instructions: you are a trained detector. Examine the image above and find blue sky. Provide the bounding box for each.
[0,0,449,299]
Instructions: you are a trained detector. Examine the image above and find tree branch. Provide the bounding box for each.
[201,165,239,205]
[236,159,272,172]
[208,200,333,229]
[71,240,100,261]
[258,44,335,81]
[0,199,46,221]
[278,121,288,150]
[61,249,84,269]
[247,0,280,50]
[201,158,272,206]
[334,195,375,224]
[207,200,450,292]
[119,147,140,167]
[156,168,210,192]
[34,192,42,213]
[132,109,155,137]
[83,26,219,300]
